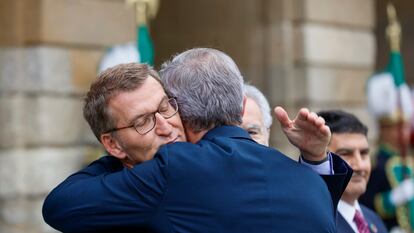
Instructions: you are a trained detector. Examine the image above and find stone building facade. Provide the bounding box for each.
[0,1,135,232]
[152,0,376,153]
[0,0,379,232]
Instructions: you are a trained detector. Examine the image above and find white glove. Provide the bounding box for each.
[390,226,408,233]
[390,178,414,206]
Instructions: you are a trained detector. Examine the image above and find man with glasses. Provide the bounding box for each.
[43,48,352,233]
[76,62,185,170]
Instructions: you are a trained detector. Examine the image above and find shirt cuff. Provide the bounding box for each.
[299,152,334,175]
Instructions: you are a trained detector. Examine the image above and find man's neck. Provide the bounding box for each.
[341,195,357,206]
[185,128,209,143]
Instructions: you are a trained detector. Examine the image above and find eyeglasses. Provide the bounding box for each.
[104,97,178,135]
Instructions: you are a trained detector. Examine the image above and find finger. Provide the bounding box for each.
[296,113,327,134]
[320,125,331,137]
[314,116,325,128]
[274,106,291,128]
[294,109,327,135]
[297,108,310,121]
[295,110,317,129]
[307,112,318,124]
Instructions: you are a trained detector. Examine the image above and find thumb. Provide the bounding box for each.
[274,106,291,129]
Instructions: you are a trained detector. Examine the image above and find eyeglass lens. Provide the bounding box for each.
[134,98,178,135]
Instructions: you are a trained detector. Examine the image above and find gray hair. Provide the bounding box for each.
[160,48,244,132]
[244,84,273,129]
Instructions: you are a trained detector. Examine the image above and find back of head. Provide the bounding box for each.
[317,110,368,136]
[244,84,272,129]
[160,48,244,132]
[84,63,160,141]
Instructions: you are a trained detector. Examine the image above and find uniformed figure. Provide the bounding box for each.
[359,77,413,232]
[359,5,414,233]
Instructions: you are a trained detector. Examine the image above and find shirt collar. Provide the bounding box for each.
[203,125,253,141]
[338,199,363,223]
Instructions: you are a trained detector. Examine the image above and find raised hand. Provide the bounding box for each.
[274,106,331,161]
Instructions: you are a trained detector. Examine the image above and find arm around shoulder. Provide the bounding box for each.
[42,155,168,232]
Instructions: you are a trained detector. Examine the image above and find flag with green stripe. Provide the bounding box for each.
[137,24,154,65]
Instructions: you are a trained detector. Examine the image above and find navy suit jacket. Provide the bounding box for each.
[43,126,351,233]
[337,204,388,233]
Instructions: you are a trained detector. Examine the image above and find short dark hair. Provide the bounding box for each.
[83,63,161,142]
[317,110,368,136]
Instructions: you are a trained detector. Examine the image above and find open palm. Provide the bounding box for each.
[274,107,331,161]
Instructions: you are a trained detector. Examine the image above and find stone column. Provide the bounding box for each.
[264,0,376,155]
[0,0,134,232]
[153,0,375,156]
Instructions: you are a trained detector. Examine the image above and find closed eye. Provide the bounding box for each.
[134,115,152,128]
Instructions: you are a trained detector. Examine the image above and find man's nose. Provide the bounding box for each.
[154,113,173,136]
[351,152,363,170]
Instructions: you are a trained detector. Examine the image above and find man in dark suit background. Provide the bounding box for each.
[43,48,352,233]
[318,110,388,233]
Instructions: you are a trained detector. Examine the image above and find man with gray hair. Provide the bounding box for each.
[242,83,272,146]
[43,48,351,233]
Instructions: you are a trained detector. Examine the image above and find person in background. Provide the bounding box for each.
[241,83,272,146]
[360,71,414,233]
[319,110,388,233]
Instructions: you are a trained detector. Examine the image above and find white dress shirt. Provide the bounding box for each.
[338,199,365,233]
[299,152,334,175]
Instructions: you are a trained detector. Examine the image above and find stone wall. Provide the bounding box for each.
[275,0,376,155]
[152,0,376,156]
[0,0,134,232]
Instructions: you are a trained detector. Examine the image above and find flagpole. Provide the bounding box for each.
[126,0,159,65]
[386,2,408,172]
[386,3,412,232]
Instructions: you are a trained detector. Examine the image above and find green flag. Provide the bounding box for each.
[387,51,406,87]
[137,24,154,65]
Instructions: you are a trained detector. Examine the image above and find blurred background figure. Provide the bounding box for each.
[319,110,388,233]
[98,41,140,72]
[98,0,159,72]
[360,3,414,233]
[241,83,272,146]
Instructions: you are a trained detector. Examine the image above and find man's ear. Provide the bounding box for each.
[100,133,127,160]
[241,96,247,117]
[183,122,198,144]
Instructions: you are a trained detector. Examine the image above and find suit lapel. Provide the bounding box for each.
[361,207,378,233]
[337,213,356,233]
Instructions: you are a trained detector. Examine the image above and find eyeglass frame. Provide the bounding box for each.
[103,97,179,135]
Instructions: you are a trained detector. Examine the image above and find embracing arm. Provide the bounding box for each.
[42,154,168,232]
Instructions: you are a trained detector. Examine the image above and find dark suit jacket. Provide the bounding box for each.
[337,204,388,233]
[43,126,351,233]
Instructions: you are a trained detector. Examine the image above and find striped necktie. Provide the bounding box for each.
[353,210,370,233]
